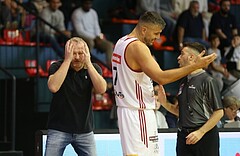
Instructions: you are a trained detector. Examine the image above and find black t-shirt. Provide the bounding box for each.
[209,12,237,42]
[176,10,204,39]
[47,60,102,133]
[177,71,223,128]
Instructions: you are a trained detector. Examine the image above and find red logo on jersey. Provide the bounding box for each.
[112,53,121,64]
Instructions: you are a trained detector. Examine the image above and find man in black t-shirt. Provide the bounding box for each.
[45,37,107,156]
[173,1,210,50]
[160,42,224,156]
[209,0,238,55]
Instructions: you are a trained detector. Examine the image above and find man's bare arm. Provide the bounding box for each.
[127,41,216,85]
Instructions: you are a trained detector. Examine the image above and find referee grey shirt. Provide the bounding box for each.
[177,70,223,128]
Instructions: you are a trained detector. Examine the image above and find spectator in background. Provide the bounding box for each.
[45,37,107,156]
[22,0,48,28]
[71,0,113,67]
[37,0,71,58]
[159,0,178,41]
[175,0,193,15]
[0,0,11,36]
[174,0,208,17]
[207,34,237,91]
[135,0,176,40]
[223,34,240,79]
[173,1,210,50]
[230,0,240,33]
[135,0,160,16]
[218,96,240,128]
[1,0,26,29]
[31,0,49,14]
[59,0,80,28]
[209,0,238,55]
[174,0,211,36]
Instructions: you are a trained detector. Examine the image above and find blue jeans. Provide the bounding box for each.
[44,129,97,156]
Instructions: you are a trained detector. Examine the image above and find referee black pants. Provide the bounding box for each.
[176,126,219,156]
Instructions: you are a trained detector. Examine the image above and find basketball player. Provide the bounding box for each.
[111,11,217,156]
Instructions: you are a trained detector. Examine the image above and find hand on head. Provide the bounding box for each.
[82,41,91,66]
[64,39,74,62]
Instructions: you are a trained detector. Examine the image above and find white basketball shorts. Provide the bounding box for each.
[117,107,159,156]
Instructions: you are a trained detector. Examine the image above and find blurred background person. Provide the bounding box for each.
[31,0,49,13]
[59,0,80,28]
[135,0,176,41]
[36,0,71,58]
[223,34,240,79]
[173,1,210,50]
[209,0,238,55]
[218,96,240,128]
[207,34,237,91]
[159,0,178,41]
[0,0,26,30]
[71,0,113,67]
[0,0,11,36]
[174,0,211,37]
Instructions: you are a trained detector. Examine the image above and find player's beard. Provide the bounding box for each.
[144,37,154,46]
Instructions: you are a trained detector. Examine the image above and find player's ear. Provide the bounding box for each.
[189,53,196,61]
[141,25,147,35]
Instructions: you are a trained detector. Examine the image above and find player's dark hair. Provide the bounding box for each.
[183,42,206,54]
[138,11,166,29]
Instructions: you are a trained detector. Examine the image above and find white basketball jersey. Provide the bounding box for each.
[112,36,155,109]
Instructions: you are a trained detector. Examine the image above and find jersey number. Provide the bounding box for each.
[113,66,118,85]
